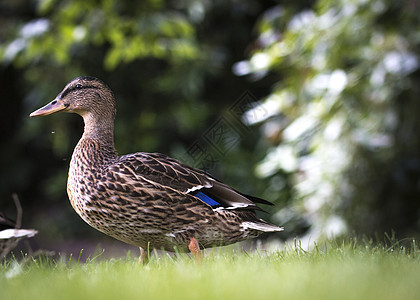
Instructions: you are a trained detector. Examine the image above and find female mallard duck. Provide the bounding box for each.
[30,76,283,261]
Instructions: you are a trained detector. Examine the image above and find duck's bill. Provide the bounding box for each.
[29,98,67,117]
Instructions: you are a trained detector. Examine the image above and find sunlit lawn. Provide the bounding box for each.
[1,239,420,300]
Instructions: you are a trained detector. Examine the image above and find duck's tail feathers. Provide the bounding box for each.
[0,229,38,239]
[240,220,284,233]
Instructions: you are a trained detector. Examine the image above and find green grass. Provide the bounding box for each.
[1,238,420,300]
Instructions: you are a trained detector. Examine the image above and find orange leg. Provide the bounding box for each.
[139,247,149,264]
[188,237,202,262]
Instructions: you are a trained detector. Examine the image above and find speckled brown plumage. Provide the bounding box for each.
[30,76,283,257]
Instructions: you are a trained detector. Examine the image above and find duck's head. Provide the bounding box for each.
[29,76,116,121]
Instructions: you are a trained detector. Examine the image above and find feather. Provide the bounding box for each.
[192,191,222,208]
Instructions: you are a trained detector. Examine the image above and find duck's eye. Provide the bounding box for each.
[75,84,82,89]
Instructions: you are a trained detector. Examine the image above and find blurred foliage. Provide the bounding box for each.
[236,0,420,240]
[1,0,420,246]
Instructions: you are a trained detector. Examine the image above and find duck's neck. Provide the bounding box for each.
[74,112,118,164]
[81,112,116,150]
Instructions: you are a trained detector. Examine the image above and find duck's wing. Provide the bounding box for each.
[112,152,274,212]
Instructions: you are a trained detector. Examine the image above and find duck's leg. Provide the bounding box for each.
[138,247,149,264]
[188,237,202,262]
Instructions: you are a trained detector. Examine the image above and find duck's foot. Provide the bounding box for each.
[138,247,149,264]
[188,237,202,263]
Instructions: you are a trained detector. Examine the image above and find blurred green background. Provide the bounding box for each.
[1,0,420,253]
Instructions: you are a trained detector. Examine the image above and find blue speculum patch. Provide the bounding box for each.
[193,191,221,207]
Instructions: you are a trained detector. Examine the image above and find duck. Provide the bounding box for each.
[0,211,37,258]
[30,76,283,261]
